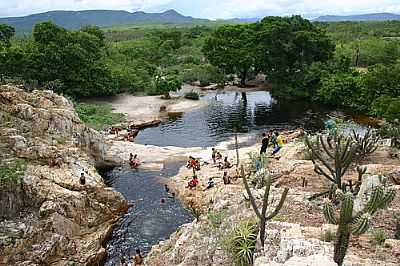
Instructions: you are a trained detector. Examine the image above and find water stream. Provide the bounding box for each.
[103,90,335,264]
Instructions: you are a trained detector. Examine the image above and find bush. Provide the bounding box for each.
[372,96,400,121]
[0,159,27,187]
[75,103,125,130]
[222,220,258,266]
[207,210,226,229]
[184,91,200,100]
[181,64,225,86]
[371,229,386,246]
[321,230,336,242]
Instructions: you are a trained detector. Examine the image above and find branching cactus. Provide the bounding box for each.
[241,165,289,248]
[305,133,359,191]
[352,128,379,157]
[323,187,396,266]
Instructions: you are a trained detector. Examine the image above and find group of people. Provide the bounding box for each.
[185,147,234,190]
[260,131,284,155]
[120,248,143,266]
[109,125,140,143]
[129,153,141,169]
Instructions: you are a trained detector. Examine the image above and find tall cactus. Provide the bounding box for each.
[351,128,379,157]
[305,133,359,191]
[323,187,396,266]
[241,165,289,248]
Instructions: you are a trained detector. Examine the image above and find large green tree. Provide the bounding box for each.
[27,22,116,97]
[255,16,335,97]
[203,24,256,86]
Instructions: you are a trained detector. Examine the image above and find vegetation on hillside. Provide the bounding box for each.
[0,18,399,121]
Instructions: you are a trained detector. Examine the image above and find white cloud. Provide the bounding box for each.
[1,0,400,19]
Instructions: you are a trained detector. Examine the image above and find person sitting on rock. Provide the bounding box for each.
[223,171,231,185]
[130,154,141,169]
[80,172,86,185]
[203,177,215,191]
[133,248,143,266]
[186,175,199,190]
[220,157,232,170]
[164,184,170,193]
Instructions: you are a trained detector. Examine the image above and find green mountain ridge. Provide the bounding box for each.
[0,9,209,33]
[313,12,400,22]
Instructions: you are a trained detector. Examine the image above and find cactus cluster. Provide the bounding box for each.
[241,165,289,248]
[351,128,379,157]
[323,186,396,266]
[305,133,358,191]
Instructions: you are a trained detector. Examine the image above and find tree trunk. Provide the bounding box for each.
[240,70,247,87]
[334,225,351,266]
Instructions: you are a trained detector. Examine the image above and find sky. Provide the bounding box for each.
[1,0,400,19]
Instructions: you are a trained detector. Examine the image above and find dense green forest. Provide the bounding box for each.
[0,18,399,120]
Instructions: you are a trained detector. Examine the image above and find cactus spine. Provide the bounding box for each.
[305,133,359,191]
[323,186,396,266]
[241,165,289,248]
[352,128,379,157]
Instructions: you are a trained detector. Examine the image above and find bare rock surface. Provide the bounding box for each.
[0,85,128,265]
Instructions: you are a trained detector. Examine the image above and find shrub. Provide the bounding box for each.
[75,103,125,130]
[321,230,336,242]
[207,210,226,229]
[184,91,200,100]
[371,229,386,246]
[0,159,27,187]
[222,220,258,266]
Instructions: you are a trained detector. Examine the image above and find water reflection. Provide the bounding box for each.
[135,90,329,147]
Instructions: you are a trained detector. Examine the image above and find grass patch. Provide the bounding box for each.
[207,210,226,229]
[320,230,336,242]
[0,159,27,187]
[371,229,386,246]
[75,102,125,130]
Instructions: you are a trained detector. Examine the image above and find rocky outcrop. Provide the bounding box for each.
[145,131,400,266]
[0,85,128,265]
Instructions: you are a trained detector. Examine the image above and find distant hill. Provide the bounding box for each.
[0,9,209,32]
[313,13,400,22]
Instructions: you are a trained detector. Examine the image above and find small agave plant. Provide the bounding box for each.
[323,186,396,266]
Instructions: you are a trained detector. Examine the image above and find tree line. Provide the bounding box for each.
[0,18,399,120]
[203,16,399,121]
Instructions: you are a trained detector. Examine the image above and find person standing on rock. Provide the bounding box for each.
[260,132,270,154]
[79,172,86,186]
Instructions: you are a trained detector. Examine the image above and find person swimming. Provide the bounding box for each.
[133,248,143,266]
[130,154,141,169]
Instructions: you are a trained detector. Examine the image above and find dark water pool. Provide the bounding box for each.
[134,90,330,147]
[103,160,192,265]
